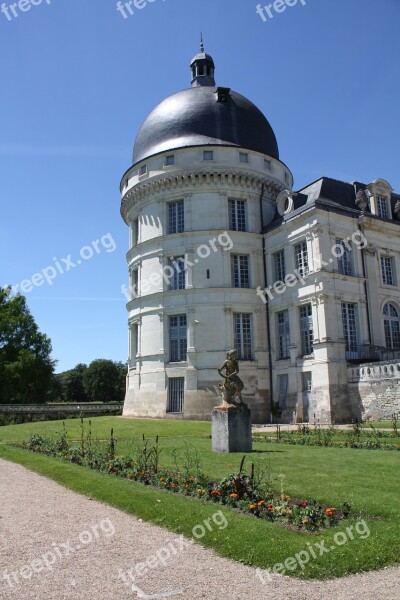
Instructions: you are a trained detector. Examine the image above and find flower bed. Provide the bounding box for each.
[18,428,351,532]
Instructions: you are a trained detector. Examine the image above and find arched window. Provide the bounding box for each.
[383,303,400,349]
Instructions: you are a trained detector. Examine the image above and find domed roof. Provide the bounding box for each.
[133,86,279,164]
[132,44,279,165]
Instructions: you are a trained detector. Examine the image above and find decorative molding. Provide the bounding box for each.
[121,170,286,221]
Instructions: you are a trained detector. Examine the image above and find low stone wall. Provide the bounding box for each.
[348,361,400,421]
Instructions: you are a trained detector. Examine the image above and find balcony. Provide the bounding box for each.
[346,344,400,363]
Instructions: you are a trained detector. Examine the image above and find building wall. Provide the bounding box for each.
[263,199,400,424]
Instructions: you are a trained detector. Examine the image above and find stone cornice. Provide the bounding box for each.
[120,169,286,223]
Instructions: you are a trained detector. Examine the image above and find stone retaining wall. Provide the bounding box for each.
[348,361,400,421]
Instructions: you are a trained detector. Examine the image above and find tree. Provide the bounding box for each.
[57,363,88,403]
[47,374,65,403]
[0,288,55,404]
[83,359,126,403]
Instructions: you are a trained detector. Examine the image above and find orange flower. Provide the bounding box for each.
[258,500,265,506]
[301,501,308,507]
[325,507,336,517]
[267,505,272,512]
[249,504,256,510]
[285,495,291,500]
[229,493,238,498]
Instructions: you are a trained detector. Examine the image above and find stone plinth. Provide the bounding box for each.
[212,405,252,453]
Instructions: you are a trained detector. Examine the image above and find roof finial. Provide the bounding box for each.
[200,32,204,53]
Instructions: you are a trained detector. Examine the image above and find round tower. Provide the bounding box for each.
[120,43,292,422]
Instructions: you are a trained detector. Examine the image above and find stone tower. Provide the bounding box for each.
[120,43,292,422]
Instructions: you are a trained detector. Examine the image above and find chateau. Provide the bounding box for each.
[120,44,400,424]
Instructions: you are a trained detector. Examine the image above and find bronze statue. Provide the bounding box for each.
[217,349,246,408]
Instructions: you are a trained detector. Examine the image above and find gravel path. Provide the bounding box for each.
[0,459,399,600]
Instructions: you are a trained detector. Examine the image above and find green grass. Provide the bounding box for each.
[260,431,400,445]
[1,416,400,579]
[362,421,398,430]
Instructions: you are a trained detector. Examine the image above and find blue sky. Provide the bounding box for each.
[0,0,399,373]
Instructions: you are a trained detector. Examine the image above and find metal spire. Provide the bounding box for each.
[200,33,204,53]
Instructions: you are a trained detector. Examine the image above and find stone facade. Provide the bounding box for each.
[348,361,400,421]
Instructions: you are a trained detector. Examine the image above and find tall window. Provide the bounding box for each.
[299,304,313,356]
[132,218,139,246]
[239,152,248,163]
[168,257,186,290]
[131,323,139,367]
[273,250,286,282]
[234,314,252,360]
[336,239,353,276]
[203,150,214,161]
[165,155,175,166]
[294,241,309,278]
[381,256,395,286]
[169,315,187,362]
[342,303,358,353]
[168,200,184,234]
[231,255,250,288]
[277,310,290,359]
[377,196,389,219]
[131,269,139,298]
[229,199,246,231]
[383,303,400,349]
[277,374,288,411]
[167,377,184,413]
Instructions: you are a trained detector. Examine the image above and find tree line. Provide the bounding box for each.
[0,287,126,405]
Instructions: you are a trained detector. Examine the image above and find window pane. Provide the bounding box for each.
[169,315,187,361]
[168,200,184,234]
[274,250,286,282]
[231,255,250,288]
[234,314,252,360]
[381,256,394,285]
[168,257,185,290]
[277,310,290,359]
[229,199,246,231]
[299,304,313,355]
[277,374,288,410]
[341,303,358,352]
[336,240,353,276]
[383,303,400,349]
[294,241,309,278]
[132,270,139,298]
[133,219,139,246]
[377,196,388,219]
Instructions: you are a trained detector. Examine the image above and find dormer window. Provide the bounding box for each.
[377,196,389,219]
[165,155,175,166]
[203,150,214,161]
[139,164,147,176]
[216,87,230,103]
[239,152,249,163]
[264,158,271,170]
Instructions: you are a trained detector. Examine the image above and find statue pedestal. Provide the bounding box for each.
[212,405,252,453]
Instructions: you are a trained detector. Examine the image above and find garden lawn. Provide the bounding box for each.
[1,416,399,579]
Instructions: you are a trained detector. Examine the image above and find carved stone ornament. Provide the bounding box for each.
[355,189,369,212]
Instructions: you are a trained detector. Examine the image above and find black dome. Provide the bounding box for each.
[132,86,279,164]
